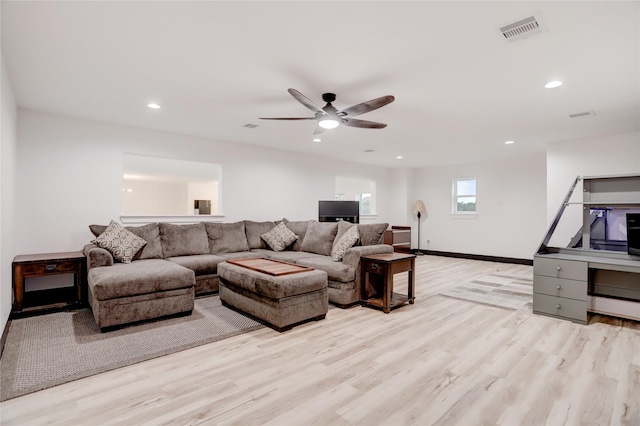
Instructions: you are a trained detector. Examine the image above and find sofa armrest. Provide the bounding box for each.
[83,244,114,269]
[342,244,394,269]
[341,244,394,300]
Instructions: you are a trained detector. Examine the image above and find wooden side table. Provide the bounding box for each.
[360,252,416,313]
[12,251,86,318]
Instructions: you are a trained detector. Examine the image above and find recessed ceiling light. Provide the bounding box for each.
[544,80,563,89]
[147,103,161,109]
[313,138,321,143]
[504,140,515,145]
[396,155,403,159]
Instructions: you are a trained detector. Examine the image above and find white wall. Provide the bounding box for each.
[544,132,640,248]
[388,167,416,228]
[546,132,640,222]
[187,182,218,215]
[12,109,638,304]
[1,55,18,333]
[123,180,188,215]
[15,110,394,254]
[413,152,548,260]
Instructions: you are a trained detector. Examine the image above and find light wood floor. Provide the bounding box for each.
[1,255,639,425]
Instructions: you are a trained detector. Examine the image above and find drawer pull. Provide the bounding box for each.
[556,285,561,290]
[556,266,562,271]
[45,264,57,271]
[556,304,561,309]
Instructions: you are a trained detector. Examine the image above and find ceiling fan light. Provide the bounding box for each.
[318,118,339,129]
[544,80,563,89]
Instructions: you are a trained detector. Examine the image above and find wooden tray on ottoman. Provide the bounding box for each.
[226,257,314,276]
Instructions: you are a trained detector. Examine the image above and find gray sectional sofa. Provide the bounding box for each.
[84,219,392,330]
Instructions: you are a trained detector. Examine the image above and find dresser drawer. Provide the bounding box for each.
[534,256,587,281]
[21,260,80,276]
[533,275,587,301]
[533,293,587,323]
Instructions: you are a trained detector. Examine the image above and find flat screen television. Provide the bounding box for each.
[318,201,360,223]
[627,213,640,256]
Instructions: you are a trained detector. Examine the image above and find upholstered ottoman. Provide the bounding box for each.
[88,259,195,331]
[218,260,328,332]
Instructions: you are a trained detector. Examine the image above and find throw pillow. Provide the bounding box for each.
[92,220,147,264]
[331,224,360,261]
[300,221,339,256]
[261,222,298,252]
[89,223,162,260]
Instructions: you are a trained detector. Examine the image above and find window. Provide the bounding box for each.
[453,178,476,214]
[334,177,376,215]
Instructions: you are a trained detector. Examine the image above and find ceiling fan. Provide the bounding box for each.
[259,88,395,135]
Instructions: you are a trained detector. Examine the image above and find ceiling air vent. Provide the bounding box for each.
[569,111,595,118]
[243,123,258,128]
[500,16,542,41]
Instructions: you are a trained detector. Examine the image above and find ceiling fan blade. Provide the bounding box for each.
[313,126,325,135]
[339,95,395,117]
[288,88,324,114]
[258,117,316,120]
[342,118,388,129]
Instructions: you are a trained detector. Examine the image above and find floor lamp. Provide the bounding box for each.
[413,200,426,255]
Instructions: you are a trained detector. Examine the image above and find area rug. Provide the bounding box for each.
[0,296,264,401]
[439,273,533,311]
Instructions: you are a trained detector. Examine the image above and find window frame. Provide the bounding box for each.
[452,177,477,215]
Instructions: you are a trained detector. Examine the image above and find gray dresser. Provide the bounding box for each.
[533,255,587,323]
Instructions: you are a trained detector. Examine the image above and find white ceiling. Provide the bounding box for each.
[2,1,639,168]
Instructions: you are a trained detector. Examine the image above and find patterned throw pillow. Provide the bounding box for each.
[331,225,360,261]
[261,222,298,252]
[92,220,147,264]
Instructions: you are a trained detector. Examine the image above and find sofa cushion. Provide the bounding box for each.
[296,256,356,283]
[244,220,277,249]
[205,221,250,254]
[166,254,227,276]
[331,224,360,261]
[285,220,311,251]
[252,249,327,264]
[88,259,195,300]
[219,252,262,260]
[357,223,389,246]
[90,222,163,260]
[300,221,338,256]
[92,220,147,264]
[261,222,298,252]
[159,222,209,258]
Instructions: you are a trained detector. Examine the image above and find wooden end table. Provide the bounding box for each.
[12,251,86,318]
[360,252,416,313]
